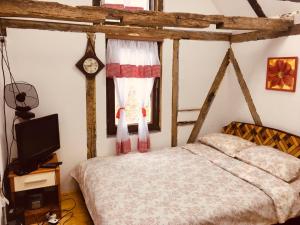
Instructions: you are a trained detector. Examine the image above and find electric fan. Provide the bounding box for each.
[4,82,39,119]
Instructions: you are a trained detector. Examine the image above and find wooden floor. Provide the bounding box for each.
[59,192,93,225]
[33,192,93,225]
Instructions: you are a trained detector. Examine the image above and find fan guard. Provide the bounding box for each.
[4,82,39,119]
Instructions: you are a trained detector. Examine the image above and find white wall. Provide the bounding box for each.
[230,36,300,136]
[1,0,232,192]
[212,0,300,136]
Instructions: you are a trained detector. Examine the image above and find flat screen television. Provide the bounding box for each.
[15,114,60,165]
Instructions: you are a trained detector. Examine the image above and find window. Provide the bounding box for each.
[104,0,162,137]
[107,74,161,136]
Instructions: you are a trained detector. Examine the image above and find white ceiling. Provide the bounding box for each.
[212,0,300,17]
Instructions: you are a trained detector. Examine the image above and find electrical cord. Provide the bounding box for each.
[0,38,9,167]
[59,211,73,225]
[61,198,76,212]
[58,198,76,224]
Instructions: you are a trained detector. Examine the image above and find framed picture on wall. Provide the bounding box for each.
[266,57,298,92]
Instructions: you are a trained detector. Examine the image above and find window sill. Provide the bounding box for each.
[107,127,161,138]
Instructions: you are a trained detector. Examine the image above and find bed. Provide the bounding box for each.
[71,122,300,225]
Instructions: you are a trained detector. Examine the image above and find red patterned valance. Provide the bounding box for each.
[107,64,161,78]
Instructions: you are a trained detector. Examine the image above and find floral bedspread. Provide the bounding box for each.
[71,145,298,225]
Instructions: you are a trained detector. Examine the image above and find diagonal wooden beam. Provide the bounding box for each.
[187,50,230,143]
[229,48,262,126]
[171,40,179,147]
[247,0,266,17]
[0,0,293,31]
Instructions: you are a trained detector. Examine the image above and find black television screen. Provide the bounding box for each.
[15,114,60,163]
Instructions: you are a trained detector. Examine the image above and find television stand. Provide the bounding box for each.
[8,153,61,225]
[14,164,38,176]
[14,154,55,176]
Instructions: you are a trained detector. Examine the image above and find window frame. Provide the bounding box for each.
[106,76,161,136]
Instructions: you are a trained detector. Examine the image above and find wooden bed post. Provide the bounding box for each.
[229,48,262,126]
[171,39,180,147]
[86,33,97,159]
[187,49,230,143]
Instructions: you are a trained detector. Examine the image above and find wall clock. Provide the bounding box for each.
[76,38,105,78]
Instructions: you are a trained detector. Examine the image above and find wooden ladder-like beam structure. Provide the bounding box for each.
[185,48,262,143]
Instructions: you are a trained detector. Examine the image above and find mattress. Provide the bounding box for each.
[71,144,300,225]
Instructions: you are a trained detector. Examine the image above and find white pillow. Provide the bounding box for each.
[199,133,256,157]
[237,146,300,182]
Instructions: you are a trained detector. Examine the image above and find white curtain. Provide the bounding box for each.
[107,39,160,155]
[137,78,154,152]
[114,78,131,154]
[107,40,161,78]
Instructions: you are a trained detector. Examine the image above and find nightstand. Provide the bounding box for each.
[8,153,61,225]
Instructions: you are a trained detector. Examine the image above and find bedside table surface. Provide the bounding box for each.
[8,153,59,178]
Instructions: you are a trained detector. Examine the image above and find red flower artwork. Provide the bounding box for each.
[266,57,298,92]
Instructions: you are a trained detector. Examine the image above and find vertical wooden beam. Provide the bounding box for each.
[92,0,101,6]
[86,33,97,159]
[86,0,99,159]
[154,0,163,12]
[247,0,266,17]
[187,49,230,143]
[158,0,163,12]
[0,21,6,36]
[171,40,179,147]
[0,27,6,36]
[229,48,263,126]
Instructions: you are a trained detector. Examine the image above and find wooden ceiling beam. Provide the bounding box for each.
[216,16,292,31]
[247,0,266,17]
[0,0,293,31]
[231,24,300,43]
[0,18,231,41]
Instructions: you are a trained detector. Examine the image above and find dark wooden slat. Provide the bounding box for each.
[178,108,201,112]
[187,50,230,143]
[177,121,196,126]
[247,0,266,17]
[171,40,179,147]
[0,0,294,31]
[231,24,300,43]
[229,48,262,126]
[0,18,231,41]
[86,33,97,159]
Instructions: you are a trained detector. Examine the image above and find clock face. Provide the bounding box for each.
[83,58,99,74]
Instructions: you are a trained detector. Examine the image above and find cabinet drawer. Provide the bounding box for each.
[14,172,56,192]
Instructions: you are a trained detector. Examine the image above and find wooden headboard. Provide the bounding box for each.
[223,121,300,158]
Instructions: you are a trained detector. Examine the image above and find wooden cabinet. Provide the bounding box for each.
[8,154,61,225]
